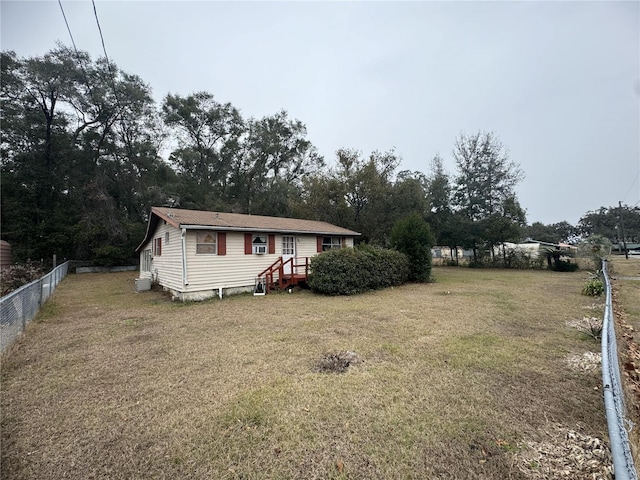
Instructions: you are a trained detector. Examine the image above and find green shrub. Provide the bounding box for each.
[92,245,133,267]
[582,278,604,297]
[309,245,409,295]
[551,259,579,272]
[390,213,434,282]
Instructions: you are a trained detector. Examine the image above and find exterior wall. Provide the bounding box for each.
[182,232,330,295]
[141,227,356,301]
[138,222,183,290]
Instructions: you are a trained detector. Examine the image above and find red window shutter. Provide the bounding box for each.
[244,233,253,255]
[342,237,346,248]
[317,236,323,253]
[268,234,275,254]
[218,232,226,256]
[156,238,162,256]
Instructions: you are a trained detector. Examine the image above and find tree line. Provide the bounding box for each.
[1,46,638,266]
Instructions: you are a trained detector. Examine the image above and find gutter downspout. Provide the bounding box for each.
[181,228,189,286]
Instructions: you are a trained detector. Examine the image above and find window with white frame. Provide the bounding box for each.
[253,234,267,254]
[322,236,342,251]
[196,231,217,254]
[141,249,151,272]
[165,232,170,244]
[282,236,295,256]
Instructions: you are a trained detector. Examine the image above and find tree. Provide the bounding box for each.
[1,47,167,263]
[232,111,324,215]
[483,196,527,264]
[163,91,244,201]
[424,154,453,245]
[524,221,578,244]
[579,205,640,244]
[1,47,81,260]
[579,234,612,271]
[391,213,435,282]
[452,131,525,258]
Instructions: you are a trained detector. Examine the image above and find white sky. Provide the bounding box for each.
[1,0,639,225]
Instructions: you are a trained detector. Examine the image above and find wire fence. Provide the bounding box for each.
[601,259,637,480]
[0,261,69,353]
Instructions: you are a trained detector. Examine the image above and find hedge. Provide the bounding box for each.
[309,245,409,295]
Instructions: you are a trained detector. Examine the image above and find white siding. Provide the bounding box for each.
[139,222,183,290]
[141,227,357,298]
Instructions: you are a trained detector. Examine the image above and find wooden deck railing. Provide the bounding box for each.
[257,257,310,294]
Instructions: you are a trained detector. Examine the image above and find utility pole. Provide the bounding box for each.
[619,201,629,260]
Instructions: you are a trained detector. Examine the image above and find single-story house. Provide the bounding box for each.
[516,239,578,257]
[136,207,360,300]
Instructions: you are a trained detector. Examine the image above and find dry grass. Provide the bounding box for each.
[1,267,608,479]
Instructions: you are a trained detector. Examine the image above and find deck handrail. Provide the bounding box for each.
[257,257,310,294]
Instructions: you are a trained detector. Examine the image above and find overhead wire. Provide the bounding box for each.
[91,0,126,121]
[57,0,96,100]
[621,170,640,205]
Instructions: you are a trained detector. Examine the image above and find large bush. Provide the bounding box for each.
[390,213,434,282]
[309,245,409,295]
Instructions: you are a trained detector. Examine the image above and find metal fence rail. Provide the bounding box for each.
[601,259,637,480]
[0,261,69,353]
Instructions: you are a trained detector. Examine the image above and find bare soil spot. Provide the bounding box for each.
[314,350,361,373]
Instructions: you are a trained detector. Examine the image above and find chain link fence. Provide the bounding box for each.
[0,261,69,353]
[601,259,637,480]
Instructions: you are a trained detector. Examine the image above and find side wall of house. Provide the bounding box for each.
[138,222,183,291]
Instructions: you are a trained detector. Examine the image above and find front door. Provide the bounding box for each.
[282,236,295,275]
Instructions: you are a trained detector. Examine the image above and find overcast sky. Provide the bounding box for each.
[1,0,639,225]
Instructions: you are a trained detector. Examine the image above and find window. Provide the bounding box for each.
[153,238,162,256]
[322,236,342,251]
[253,234,267,254]
[165,232,170,244]
[141,250,151,272]
[196,232,217,254]
[282,236,295,256]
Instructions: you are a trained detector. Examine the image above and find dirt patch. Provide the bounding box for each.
[314,350,361,373]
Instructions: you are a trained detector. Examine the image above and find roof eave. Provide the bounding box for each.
[180,224,361,236]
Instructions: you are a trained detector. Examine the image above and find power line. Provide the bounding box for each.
[91,0,127,135]
[622,170,640,204]
[57,0,95,101]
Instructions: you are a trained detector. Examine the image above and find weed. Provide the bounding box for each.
[582,279,604,297]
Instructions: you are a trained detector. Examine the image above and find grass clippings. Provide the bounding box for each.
[566,352,601,373]
[514,423,613,479]
[1,268,609,479]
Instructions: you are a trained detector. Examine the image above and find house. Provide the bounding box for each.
[516,239,577,257]
[136,207,360,301]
